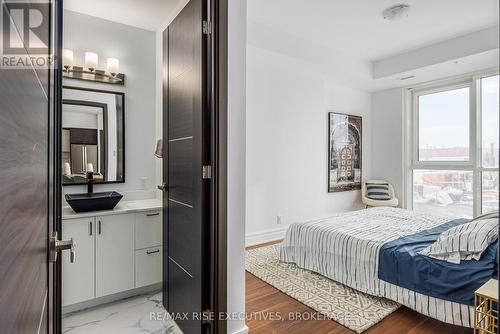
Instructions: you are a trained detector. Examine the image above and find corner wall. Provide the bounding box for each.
[245,45,372,245]
[371,88,405,204]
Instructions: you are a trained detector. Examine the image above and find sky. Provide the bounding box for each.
[418,75,499,150]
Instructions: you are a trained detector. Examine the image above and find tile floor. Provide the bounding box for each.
[63,292,183,334]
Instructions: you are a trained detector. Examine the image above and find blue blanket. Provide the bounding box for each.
[378,218,498,305]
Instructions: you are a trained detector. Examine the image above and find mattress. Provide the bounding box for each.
[279,207,481,327]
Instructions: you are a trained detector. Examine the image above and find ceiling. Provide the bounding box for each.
[248,0,499,91]
[248,0,499,62]
[64,0,182,31]
[65,0,499,90]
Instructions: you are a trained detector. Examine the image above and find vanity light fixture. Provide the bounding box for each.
[63,51,125,85]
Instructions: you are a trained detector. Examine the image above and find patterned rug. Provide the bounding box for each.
[245,244,400,333]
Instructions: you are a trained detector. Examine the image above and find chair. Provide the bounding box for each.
[362,179,399,208]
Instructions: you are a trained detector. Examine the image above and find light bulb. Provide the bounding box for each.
[63,49,73,70]
[85,52,98,71]
[107,58,119,76]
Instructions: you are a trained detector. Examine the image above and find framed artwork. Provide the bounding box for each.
[328,112,362,192]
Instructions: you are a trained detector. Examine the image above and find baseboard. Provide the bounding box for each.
[245,227,287,247]
[230,324,249,334]
[63,283,162,314]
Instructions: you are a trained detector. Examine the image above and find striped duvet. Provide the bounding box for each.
[279,207,475,327]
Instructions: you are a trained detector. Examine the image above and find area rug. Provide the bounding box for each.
[245,244,400,333]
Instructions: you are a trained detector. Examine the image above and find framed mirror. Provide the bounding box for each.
[62,86,125,185]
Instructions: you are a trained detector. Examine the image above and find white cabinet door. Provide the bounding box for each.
[135,210,161,250]
[95,213,135,297]
[62,217,95,306]
[135,247,162,288]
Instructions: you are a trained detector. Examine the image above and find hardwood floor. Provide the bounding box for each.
[245,242,473,334]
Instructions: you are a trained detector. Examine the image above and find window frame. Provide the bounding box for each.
[404,69,499,218]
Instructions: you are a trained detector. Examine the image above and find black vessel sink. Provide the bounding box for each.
[65,191,123,213]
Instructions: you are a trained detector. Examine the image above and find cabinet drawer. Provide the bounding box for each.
[135,210,161,250]
[135,247,162,288]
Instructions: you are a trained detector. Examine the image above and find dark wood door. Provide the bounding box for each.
[0,0,59,333]
[162,0,211,333]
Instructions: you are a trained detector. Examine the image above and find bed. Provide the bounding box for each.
[279,207,498,328]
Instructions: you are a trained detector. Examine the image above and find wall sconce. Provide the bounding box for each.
[63,49,125,85]
[154,139,163,159]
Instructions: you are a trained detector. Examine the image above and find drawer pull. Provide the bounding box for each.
[146,213,160,217]
[146,249,160,255]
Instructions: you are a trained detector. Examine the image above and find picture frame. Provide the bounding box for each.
[328,112,362,192]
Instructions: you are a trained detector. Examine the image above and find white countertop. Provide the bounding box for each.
[62,198,162,220]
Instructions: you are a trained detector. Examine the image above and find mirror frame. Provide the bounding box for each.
[62,85,125,186]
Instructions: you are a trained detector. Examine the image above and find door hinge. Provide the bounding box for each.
[203,20,212,34]
[202,165,212,179]
[201,309,212,324]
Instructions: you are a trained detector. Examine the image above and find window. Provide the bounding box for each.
[408,73,499,218]
[480,75,499,213]
[418,87,470,162]
[412,170,473,217]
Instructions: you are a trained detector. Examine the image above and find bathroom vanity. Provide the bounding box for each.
[60,85,164,314]
[61,199,162,313]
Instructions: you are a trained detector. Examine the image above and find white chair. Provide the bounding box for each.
[362,179,399,208]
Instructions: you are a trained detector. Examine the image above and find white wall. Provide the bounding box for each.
[245,45,371,245]
[227,1,248,333]
[371,88,405,204]
[63,10,157,199]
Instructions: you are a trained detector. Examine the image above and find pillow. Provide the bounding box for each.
[419,218,499,264]
[365,183,391,200]
[471,211,499,221]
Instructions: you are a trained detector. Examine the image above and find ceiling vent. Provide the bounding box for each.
[398,75,415,81]
[382,4,411,21]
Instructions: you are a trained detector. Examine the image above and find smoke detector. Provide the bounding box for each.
[382,4,410,21]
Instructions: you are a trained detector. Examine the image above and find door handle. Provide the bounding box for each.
[98,220,102,235]
[49,232,76,263]
[146,249,160,255]
[157,183,168,192]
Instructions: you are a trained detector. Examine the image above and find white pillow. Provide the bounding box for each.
[419,217,498,264]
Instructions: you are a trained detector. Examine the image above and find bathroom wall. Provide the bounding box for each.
[62,10,157,200]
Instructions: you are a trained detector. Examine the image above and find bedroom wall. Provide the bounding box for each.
[63,10,157,199]
[245,45,372,245]
[371,88,405,205]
